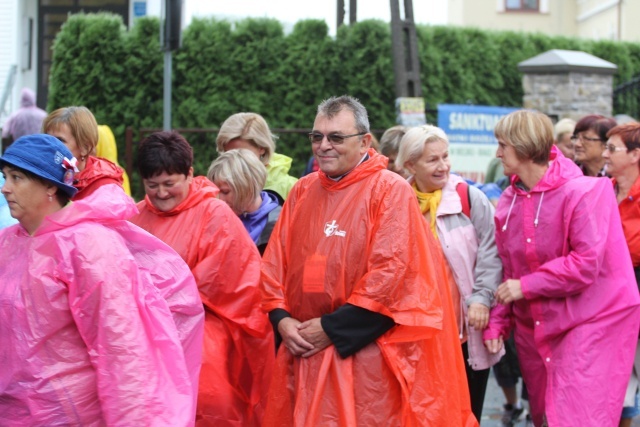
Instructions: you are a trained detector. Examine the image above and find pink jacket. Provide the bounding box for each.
[0,185,204,426]
[484,147,640,426]
[433,174,504,370]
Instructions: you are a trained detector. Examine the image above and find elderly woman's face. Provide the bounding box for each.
[405,139,450,193]
[143,170,192,212]
[555,133,574,160]
[573,129,605,164]
[1,166,52,230]
[496,138,523,177]
[602,134,636,178]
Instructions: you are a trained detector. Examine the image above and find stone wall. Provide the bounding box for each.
[522,72,614,120]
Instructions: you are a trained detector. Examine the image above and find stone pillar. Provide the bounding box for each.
[518,49,617,120]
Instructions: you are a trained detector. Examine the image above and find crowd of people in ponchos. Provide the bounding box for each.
[0,95,639,427]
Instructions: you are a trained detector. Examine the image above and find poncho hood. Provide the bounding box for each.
[318,148,388,190]
[30,184,137,236]
[74,156,124,196]
[20,88,36,108]
[509,146,583,194]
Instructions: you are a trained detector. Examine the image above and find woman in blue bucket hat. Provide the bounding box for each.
[0,134,204,426]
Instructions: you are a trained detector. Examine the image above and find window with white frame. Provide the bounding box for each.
[505,0,539,11]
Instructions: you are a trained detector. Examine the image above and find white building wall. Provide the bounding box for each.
[20,1,38,97]
[0,0,18,123]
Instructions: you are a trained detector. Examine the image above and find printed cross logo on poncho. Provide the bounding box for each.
[324,220,346,237]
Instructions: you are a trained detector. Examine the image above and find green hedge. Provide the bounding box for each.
[48,13,640,197]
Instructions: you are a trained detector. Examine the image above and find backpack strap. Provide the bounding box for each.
[456,181,471,219]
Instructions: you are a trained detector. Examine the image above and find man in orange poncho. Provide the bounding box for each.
[129,131,273,427]
[261,96,477,426]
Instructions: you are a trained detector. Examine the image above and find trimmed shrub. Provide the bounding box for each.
[48,13,640,198]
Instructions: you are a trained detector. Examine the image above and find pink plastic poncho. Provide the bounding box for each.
[0,184,204,426]
[484,147,640,426]
[1,88,47,140]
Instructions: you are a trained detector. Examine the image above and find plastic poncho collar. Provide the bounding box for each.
[241,190,280,243]
[73,156,124,200]
[38,184,135,234]
[501,146,582,232]
[508,146,582,194]
[265,152,298,200]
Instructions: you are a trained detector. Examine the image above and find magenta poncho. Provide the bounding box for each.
[0,184,204,426]
[484,147,640,426]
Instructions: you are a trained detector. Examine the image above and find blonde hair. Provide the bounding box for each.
[379,125,407,157]
[494,110,554,165]
[216,112,276,165]
[395,125,449,170]
[554,118,576,141]
[42,106,99,158]
[207,149,266,214]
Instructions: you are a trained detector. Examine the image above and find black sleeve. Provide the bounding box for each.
[269,308,291,351]
[321,304,395,359]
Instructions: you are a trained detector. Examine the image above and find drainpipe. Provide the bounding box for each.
[618,0,622,41]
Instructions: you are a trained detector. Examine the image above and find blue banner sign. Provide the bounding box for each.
[134,1,147,18]
[437,104,519,144]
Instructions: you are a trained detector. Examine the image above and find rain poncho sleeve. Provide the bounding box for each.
[261,151,477,426]
[63,224,194,425]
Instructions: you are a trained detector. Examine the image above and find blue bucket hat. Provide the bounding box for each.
[0,134,79,198]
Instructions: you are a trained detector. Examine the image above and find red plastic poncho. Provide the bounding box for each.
[130,176,274,427]
[261,150,477,427]
[73,155,124,200]
[0,184,203,426]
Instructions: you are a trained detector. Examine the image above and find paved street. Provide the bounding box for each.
[481,373,640,426]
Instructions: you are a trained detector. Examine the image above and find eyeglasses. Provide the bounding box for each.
[308,132,366,145]
[605,143,628,153]
[570,134,602,143]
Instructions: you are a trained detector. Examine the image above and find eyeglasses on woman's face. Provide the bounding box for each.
[604,143,628,153]
[570,134,602,144]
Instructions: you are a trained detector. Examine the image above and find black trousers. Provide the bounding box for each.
[462,342,491,423]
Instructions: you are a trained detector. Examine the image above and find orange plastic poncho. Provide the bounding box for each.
[261,150,477,427]
[130,176,274,427]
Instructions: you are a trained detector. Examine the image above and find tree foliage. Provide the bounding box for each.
[48,13,640,197]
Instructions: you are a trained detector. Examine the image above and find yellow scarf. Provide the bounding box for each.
[412,182,442,239]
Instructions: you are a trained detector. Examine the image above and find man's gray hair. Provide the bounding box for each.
[317,96,370,133]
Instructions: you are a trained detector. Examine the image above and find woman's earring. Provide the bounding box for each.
[48,194,53,202]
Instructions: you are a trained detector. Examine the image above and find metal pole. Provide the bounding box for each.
[349,0,357,24]
[337,0,345,29]
[163,51,171,131]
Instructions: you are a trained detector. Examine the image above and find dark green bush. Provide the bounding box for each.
[48,13,640,199]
